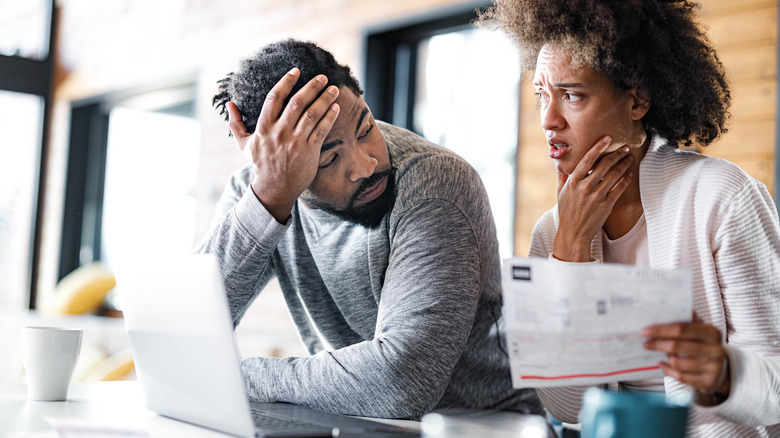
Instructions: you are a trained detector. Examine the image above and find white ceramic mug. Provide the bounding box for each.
[21,327,83,401]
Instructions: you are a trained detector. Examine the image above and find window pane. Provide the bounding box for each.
[0,91,42,310]
[414,29,521,258]
[0,0,49,59]
[100,107,201,272]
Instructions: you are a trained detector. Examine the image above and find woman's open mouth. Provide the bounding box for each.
[548,141,571,159]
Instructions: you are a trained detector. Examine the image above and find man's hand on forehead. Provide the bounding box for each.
[226,67,341,224]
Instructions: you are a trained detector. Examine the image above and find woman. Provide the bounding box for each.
[480,0,780,436]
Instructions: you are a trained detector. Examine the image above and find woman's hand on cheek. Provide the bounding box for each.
[553,135,634,262]
[642,314,731,405]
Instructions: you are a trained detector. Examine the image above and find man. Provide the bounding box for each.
[197,39,541,420]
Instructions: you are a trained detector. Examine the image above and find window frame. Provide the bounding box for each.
[59,78,198,284]
[362,1,491,132]
[362,1,521,256]
[0,0,55,309]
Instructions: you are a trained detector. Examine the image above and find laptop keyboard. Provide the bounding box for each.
[250,408,420,437]
[251,409,333,436]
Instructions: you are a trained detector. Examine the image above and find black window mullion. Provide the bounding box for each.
[0,56,51,95]
[363,35,396,125]
[58,105,110,281]
[28,93,53,311]
[80,111,110,264]
[391,43,413,129]
[1,0,56,309]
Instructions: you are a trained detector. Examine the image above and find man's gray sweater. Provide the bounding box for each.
[196,121,541,419]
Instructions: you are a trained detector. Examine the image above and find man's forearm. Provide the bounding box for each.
[195,186,286,325]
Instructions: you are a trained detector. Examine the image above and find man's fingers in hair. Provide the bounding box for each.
[294,85,340,141]
[226,102,249,146]
[258,67,302,130]
[308,103,340,145]
[281,74,335,132]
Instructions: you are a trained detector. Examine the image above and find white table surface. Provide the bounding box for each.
[1,381,551,438]
[0,381,252,438]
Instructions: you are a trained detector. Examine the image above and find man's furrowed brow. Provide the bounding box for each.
[320,107,369,154]
[354,108,368,136]
[321,139,342,153]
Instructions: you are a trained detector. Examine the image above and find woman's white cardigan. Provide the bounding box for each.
[529,137,780,437]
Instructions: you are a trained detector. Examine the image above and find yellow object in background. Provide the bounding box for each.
[45,263,116,315]
[85,347,135,381]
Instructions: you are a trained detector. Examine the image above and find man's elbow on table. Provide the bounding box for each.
[239,355,446,420]
[366,370,448,420]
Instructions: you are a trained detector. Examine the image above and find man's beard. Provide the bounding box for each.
[302,169,396,228]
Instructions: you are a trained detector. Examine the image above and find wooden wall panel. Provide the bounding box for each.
[699,0,774,15]
[705,8,776,50]
[701,0,777,195]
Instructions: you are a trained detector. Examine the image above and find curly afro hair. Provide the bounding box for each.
[478,0,731,148]
[213,39,363,135]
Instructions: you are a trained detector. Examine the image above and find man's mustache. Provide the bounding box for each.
[348,169,393,206]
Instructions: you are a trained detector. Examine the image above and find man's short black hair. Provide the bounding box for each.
[213,39,363,134]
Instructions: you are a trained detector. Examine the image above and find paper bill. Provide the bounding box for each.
[502,257,692,388]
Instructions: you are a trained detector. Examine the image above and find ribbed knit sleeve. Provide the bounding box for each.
[194,165,288,326]
[639,143,780,436]
[689,177,780,428]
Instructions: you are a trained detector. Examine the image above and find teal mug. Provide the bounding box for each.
[580,387,689,438]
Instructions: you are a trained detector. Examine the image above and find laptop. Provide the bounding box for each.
[117,253,419,438]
